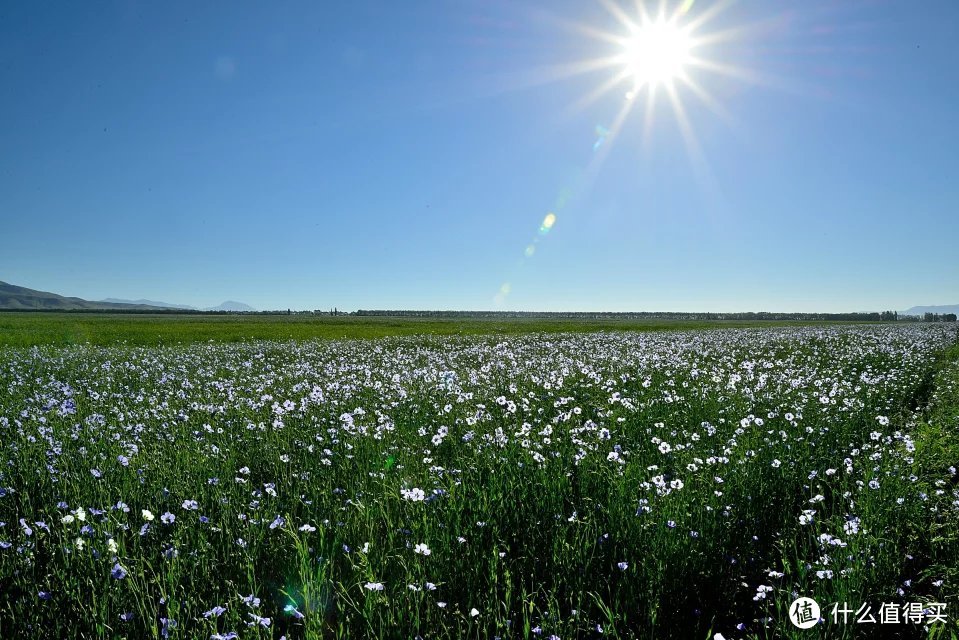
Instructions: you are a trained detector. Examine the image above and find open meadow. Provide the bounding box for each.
[1,320,958,639]
[0,313,855,348]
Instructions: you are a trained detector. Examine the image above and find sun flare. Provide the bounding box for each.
[619,17,693,88]
[536,0,755,192]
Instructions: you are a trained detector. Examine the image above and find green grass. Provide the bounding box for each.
[0,312,865,347]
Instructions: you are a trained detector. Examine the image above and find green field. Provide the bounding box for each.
[1,323,958,639]
[0,312,868,347]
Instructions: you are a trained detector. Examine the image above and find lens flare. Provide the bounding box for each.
[539,213,557,235]
[593,124,610,151]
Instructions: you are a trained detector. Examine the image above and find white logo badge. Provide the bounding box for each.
[789,597,821,629]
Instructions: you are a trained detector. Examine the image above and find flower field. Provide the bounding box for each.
[1,325,958,639]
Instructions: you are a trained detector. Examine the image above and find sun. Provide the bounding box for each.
[534,0,756,184]
[619,17,693,89]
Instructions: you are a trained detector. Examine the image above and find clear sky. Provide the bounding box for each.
[1,1,957,312]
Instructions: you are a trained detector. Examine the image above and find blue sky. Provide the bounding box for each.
[2,0,957,312]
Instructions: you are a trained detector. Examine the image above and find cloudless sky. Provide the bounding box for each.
[2,0,957,312]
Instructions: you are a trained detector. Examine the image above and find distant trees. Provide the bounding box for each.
[351,310,914,322]
[922,312,958,322]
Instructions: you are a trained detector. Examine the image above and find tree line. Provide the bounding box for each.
[352,310,928,322]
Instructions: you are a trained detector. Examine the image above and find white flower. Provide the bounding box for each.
[142,509,155,521]
[364,582,384,591]
[401,488,426,502]
[753,585,774,600]
[61,514,75,525]
[414,543,431,556]
[470,608,479,617]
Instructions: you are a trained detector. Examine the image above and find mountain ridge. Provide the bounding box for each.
[0,281,163,311]
[900,304,959,316]
[0,281,255,312]
[102,298,256,312]
[101,298,196,310]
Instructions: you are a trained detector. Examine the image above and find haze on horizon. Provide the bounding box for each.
[1,1,957,314]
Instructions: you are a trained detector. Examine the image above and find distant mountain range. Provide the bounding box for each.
[0,281,254,312]
[101,298,256,312]
[900,304,959,317]
[0,281,162,310]
[1,278,953,317]
[100,298,195,310]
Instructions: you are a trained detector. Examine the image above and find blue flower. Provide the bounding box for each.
[160,617,177,639]
[247,613,271,628]
[111,563,127,580]
[204,605,227,618]
[269,516,285,530]
[284,604,305,619]
[160,512,175,525]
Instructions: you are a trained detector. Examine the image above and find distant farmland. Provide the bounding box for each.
[0,312,876,348]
